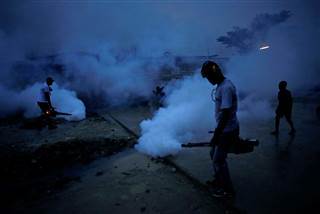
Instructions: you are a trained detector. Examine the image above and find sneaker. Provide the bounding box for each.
[206,179,220,188]
[270,130,279,136]
[212,188,235,198]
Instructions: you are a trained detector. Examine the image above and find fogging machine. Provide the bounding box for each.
[45,109,72,117]
[182,138,259,154]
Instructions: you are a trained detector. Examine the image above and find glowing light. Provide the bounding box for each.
[259,45,270,50]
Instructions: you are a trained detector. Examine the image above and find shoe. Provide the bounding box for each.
[288,129,296,135]
[206,179,220,188]
[212,188,235,198]
[270,131,279,136]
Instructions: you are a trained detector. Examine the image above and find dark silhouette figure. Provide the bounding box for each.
[153,86,165,97]
[271,81,295,135]
[37,77,57,129]
[152,86,165,108]
[201,60,238,198]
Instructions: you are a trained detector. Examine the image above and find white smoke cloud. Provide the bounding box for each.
[135,72,274,157]
[0,1,318,146]
[135,75,215,157]
[135,5,320,157]
[0,82,85,121]
[50,84,86,121]
[55,46,165,107]
[237,95,273,121]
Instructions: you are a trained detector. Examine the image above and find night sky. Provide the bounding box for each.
[0,0,319,56]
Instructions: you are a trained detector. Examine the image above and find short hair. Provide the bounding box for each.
[201,60,222,78]
[279,80,287,88]
[46,77,54,82]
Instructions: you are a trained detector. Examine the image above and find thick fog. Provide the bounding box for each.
[135,1,320,157]
[0,1,319,154]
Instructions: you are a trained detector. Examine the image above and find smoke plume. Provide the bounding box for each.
[0,2,318,151]
[0,82,86,121]
[136,75,215,157]
[136,7,319,157]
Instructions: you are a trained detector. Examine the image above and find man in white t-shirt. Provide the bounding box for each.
[201,60,239,197]
[37,77,56,129]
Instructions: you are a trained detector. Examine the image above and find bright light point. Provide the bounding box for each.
[259,45,270,50]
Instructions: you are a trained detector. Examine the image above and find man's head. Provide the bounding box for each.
[201,60,224,85]
[46,77,54,86]
[278,80,287,91]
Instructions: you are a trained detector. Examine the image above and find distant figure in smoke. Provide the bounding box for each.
[150,86,165,110]
[37,77,57,129]
[201,61,238,197]
[271,81,296,135]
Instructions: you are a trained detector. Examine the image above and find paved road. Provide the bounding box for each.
[105,103,320,214]
[16,150,224,214]
[11,108,224,214]
[13,102,319,214]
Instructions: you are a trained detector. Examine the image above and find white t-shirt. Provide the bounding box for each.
[215,79,239,133]
[38,83,51,102]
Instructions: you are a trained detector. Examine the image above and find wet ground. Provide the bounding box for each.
[172,102,320,213]
[100,102,320,213]
[1,101,320,214]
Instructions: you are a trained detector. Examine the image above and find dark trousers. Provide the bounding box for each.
[211,129,238,192]
[37,102,55,128]
[275,108,295,131]
[37,102,50,114]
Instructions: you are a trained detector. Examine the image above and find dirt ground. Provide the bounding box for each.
[0,109,227,214]
[14,150,224,214]
[0,113,131,150]
[0,113,135,211]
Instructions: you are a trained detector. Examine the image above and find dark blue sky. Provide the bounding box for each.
[0,0,319,56]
